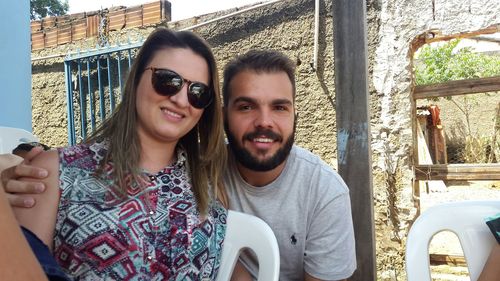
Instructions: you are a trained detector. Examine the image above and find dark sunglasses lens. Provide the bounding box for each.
[151,69,183,96]
[188,83,212,109]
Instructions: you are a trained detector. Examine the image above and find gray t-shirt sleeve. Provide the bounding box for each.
[304,175,357,280]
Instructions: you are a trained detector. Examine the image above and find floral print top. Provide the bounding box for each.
[53,141,227,280]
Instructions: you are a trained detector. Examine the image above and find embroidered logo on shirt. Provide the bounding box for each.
[290,233,297,245]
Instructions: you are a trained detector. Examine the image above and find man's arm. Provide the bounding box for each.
[1,147,48,207]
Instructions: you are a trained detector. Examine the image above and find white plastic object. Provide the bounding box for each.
[0,126,39,154]
[406,200,500,281]
[216,210,280,281]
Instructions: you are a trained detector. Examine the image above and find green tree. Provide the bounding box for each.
[415,39,500,163]
[415,39,500,85]
[31,0,69,20]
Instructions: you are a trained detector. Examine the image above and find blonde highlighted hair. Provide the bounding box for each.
[87,27,227,213]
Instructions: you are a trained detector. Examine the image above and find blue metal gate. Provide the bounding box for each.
[64,41,143,145]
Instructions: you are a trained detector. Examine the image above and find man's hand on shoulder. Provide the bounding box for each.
[1,146,48,207]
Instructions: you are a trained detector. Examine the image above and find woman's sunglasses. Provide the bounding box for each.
[145,67,213,109]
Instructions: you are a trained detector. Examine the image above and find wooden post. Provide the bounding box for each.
[160,0,172,22]
[333,0,376,280]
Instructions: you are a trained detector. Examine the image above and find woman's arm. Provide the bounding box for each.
[13,150,60,249]
[0,183,48,280]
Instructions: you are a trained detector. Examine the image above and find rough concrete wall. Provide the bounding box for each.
[31,59,67,147]
[202,0,340,165]
[29,0,500,280]
[31,28,150,147]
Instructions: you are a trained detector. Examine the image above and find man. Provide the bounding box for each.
[1,50,356,281]
[222,50,356,281]
[0,142,50,207]
[0,142,50,190]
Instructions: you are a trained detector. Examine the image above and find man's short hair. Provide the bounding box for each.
[12,142,50,156]
[222,50,296,107]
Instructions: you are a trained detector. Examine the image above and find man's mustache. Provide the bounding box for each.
[244,129,282,142]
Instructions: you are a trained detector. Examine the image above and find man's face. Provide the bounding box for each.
[224,70,295,172]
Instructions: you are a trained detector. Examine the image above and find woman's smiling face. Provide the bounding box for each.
[135,47,209,145]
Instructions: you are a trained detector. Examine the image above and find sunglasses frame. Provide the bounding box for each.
[145,67,213,109]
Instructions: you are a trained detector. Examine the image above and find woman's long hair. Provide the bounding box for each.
[87,27,227,214]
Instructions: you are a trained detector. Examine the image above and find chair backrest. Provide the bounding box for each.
[406,200,500,281]
[216,210,280,281]
[0,126,39,154]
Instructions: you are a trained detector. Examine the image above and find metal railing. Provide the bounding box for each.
[64,41,142,145]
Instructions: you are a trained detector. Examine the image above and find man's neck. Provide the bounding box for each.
[235,159,287,187]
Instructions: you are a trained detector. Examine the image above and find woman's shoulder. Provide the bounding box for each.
[17,150,61,247]
[58,141,108,169]
[31,150,59,173]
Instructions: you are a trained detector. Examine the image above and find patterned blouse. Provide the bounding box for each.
[53,142,227,280]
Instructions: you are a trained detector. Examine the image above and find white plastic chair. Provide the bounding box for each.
[216,210,280,281]
[406,200,500,281]
[0,126,39,154]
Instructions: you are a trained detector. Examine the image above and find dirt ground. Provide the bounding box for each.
[419,180,500,280]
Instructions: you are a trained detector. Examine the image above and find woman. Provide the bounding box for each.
[13,27,228,280]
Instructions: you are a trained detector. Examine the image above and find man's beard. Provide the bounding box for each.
[225,123,295,172]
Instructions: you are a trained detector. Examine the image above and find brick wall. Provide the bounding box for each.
[30,0,171,50]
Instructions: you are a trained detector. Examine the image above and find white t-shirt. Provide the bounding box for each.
[224,145,356,280]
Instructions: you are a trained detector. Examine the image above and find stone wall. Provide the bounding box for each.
[30,0,500,279]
